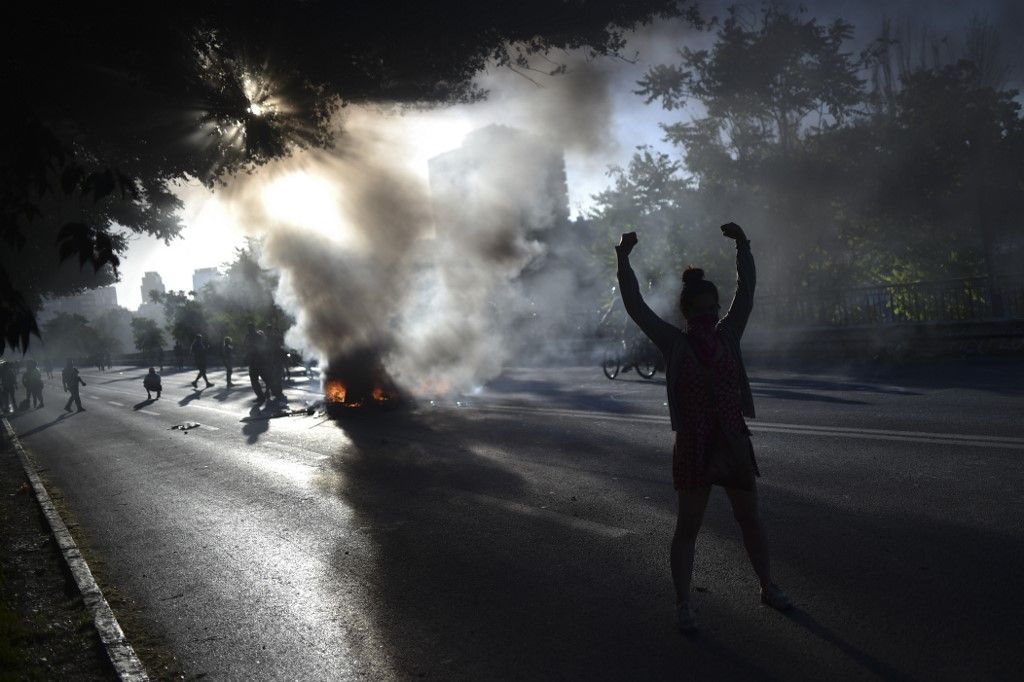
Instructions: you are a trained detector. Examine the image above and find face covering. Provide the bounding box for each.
[686,311,720,364]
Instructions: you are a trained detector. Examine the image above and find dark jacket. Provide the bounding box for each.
[62,367,85,392]
[616,238,756,432]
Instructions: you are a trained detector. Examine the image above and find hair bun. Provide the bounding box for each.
[681,267,705,286]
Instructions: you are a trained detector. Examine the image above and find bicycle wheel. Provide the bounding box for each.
[636,359,657,379]
[602,354,620,379]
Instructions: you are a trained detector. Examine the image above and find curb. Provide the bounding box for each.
[2,417,149,681]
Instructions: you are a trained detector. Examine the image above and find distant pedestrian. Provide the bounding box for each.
[174,342,184,371]
[244,323,265,401]
[222,336,235,387]
[264,324,285,399]
[62,359,86,412]
[0,360,16,413]
[615,223,790,634]
[190,334,213,389]
[43,357,54,379]
[157,347,165,372]
[143,367,162,400]
[22,359,44,408]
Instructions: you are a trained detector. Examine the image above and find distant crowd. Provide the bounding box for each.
[0,322,314,414]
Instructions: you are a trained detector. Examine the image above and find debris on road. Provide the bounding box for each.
[170,422,201,431]
[240,406,316,423]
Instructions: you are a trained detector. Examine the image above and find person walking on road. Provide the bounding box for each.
[244,323,266,401]
[190,334,214,389]
[615,222,791,634]
[174,342,184,371]
[62,359,86,412]
[222,336,235,387]
[0,360,17,413]
[264,324,285,400]
[143,367,162,400]
[22,359,44,408]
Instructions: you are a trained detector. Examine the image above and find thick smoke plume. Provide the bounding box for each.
[214,55,621,397]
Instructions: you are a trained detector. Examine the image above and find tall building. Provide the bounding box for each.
[192,267,222,298]
[140,271,165,305]
[427,125,589,359]
[428,124,570,245]
[38,286,118,322]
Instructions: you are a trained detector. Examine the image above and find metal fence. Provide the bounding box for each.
[754,273,1024,327]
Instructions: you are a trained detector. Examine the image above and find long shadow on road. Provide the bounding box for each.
[323,410,781,681]
[322,407,1023,680]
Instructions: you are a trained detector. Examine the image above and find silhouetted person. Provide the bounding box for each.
[143,367,162,400]
[615,222,791,634]
[190,334,213,389]
[22,359,44,408]
[62,359,86,412]
[0,360,16,413]
[174,342,185,370]
[157,347,165,372]
[264,324,285,399]
[222,336,235,387]
[43,357,54,379]
[244,323,265,401]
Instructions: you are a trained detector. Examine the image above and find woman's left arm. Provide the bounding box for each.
[718,222,756,341]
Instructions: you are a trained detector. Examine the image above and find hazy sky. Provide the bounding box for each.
[112,0,1022,310]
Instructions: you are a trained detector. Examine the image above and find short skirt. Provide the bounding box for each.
[673,426,761,490]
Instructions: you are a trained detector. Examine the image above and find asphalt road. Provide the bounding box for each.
[6,358,1024,681]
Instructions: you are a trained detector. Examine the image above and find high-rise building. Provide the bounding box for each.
[428,124,570,245]
[38,286,119,322]
[192,267,221,297]
[140,271,165,305]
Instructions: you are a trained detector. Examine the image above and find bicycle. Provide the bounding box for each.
[602,337,660,380]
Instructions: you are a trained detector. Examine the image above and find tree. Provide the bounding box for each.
[203,239,293,345]
[635,4,865,289]
[1,1,703,351]
[131,317,166,357]
[40,313,103,362]
[155,291,209,347]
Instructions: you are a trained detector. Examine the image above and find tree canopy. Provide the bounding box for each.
[1,1,701,351]
[606,5,1024,295]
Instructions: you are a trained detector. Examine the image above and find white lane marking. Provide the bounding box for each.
[137,409,161,416]
[470,403,1024,451]
[109,401,125,407]
[201,424,220,431]
[458,491,631,539]
[750,425,1024,451]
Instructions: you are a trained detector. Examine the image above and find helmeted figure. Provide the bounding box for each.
[62,359,86,412]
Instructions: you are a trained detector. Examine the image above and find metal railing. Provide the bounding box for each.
[754,273,1024,327]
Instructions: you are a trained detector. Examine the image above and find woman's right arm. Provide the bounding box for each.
[615,233,678,355]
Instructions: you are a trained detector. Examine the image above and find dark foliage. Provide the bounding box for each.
[1,1,700,351]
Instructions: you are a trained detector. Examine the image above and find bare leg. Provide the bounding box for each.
[724,482,774,589]
[671,486,712,606]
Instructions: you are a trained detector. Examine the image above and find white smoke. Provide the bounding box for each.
[204,52,625,396]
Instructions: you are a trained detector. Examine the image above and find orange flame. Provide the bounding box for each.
[324,379,347,403]
[372,386,391,402]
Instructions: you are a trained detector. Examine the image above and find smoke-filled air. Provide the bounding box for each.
[198,56,623,399]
